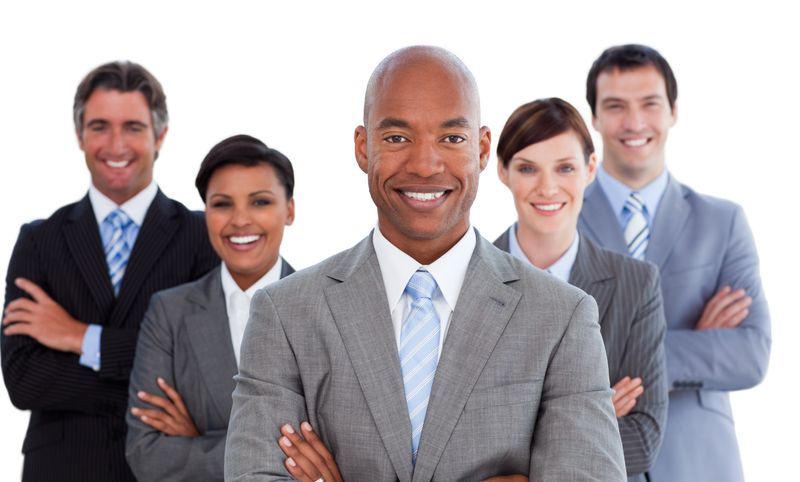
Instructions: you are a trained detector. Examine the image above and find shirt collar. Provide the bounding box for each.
[220,257,283,302]
[507,224,579,283]
[372,225,476,313]
[88,180,158,226]
[595,163,669,225]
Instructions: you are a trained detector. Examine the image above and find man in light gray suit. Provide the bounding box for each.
[225,46,626,481]
[579,44,771,482]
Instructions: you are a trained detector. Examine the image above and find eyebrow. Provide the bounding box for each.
[376,117,410,129]
[441,117,471,129]
[209,190,275,198]
[513,155,578,164]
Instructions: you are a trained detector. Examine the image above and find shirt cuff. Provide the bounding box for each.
[79,324,102,372]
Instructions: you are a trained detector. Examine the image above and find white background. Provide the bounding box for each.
[1,1,797,479]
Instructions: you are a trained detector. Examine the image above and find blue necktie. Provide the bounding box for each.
[624,192,649,260]
[101,209,135,296]
[399,270,440,464]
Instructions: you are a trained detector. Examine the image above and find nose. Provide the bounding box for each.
[536,171,558,197]
[231,205,251,228]
[107,128,126,155]
[405,139,445,178]
[623,106,646,131]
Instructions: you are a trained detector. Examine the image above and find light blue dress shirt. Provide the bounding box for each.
[79,181,157,371]
[506,224,580,283]
[595,163,670,228]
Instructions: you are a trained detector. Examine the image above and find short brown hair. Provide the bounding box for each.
[496,97,594,168]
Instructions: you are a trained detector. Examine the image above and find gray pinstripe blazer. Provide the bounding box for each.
[495,230,668,481]
[225,232,626,481]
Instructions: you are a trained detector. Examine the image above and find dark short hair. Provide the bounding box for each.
[195,134,295,202]
[73,61,168,135]
[586,44,678,116]
[496,97,594,168]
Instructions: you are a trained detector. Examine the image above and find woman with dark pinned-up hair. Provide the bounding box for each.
[125,134,296,482]
[494,98,668,481]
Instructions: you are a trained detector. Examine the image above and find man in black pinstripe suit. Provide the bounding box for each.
[1,61,217,482]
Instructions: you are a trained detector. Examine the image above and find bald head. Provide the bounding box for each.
[363,46,481,126]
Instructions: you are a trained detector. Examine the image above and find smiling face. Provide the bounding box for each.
[205,163,294,290]
[78,89,166,205]
[355,53,491,263]
[498,131,596,248]
[592,65,676,188]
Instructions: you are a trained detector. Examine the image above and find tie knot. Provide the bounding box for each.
[625,192,645,214]
[405,270,437,300]
[106,209,132,230]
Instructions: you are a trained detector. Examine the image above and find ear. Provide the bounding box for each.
[478,126,491,171]
[285,197,295,226]
[77,129,85,151]
[354,126,369,174]
[154,126,168,152]
[586,152,598,185]
[496,158,510,187]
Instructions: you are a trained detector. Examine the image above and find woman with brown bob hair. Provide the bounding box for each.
[494,98,668,480]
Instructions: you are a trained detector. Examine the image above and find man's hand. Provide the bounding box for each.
[278,422,343,482]
[612,376,644,418]
[2,278,87,353]
[695,286,752,331]
[131,377,200,437]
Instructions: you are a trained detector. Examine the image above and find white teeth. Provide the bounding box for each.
[623,138,648,147]
[229,235,261,245]
[106,160,130,168]
[534,203,563,212]
[403,191,445,201]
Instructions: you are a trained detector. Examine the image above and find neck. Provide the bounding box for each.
[515,223,575,270]
[229,258,278,292]
[380,221,469,265]
[602,155,665,190]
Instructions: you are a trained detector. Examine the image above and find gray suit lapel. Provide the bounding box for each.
[323,238,414,482]
[185,268,238,422]
[412,237,522,482]
[580,182,628,254]
[569,238,615,326]
[647,175,692,269]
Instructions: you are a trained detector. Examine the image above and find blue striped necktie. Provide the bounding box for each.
[102,209,135,296]
[399,270,441,465]
[624,192,649,260]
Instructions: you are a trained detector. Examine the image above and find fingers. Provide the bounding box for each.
[615,396,637,417]
[14,278,51,303]
[301,422,343,482]
[697,287,749,330]
[157,377,191,417]
[611,377,642,401]
[4,297,37,319]
[137,390,182,420]
[2,321,33,337]
[718,295,752,328]
[284,456,316,482]
[279,424,339,482]
[131,406,177,435]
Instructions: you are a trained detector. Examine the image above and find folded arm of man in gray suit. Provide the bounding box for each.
[225,46,626,482]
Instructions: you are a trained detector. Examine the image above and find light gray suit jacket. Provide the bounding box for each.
[579,175,771,482]
[126,262,294,482]
[225,232,626,481]
[494,231,668,481]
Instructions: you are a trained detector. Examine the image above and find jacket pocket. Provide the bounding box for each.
[465,380,542,411]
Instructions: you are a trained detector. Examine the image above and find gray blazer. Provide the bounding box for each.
[494,230,668,481]
[126,261,294,482]
[225,232,626,481]
[579,174,771,482]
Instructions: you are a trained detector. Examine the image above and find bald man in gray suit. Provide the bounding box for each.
[225,46,626,482]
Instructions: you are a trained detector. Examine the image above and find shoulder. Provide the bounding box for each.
[18,199,84,235]
[149,268,220,310]
[678,181,742,218]
[588,238,658,281]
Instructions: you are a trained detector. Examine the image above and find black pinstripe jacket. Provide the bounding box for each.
[2,190,218,482]
[494,229,668,481]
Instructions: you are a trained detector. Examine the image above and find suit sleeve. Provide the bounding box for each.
[616,265,668,475]
[665,206,771,391]
[126,294,226,482]
[529,294,627,481]
[225,289,305,481]
[2,223,126,414]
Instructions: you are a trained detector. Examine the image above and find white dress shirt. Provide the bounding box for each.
[372,226,476,358]
[221,258,283,364]
[506,224,580,283]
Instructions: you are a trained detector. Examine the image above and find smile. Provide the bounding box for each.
[228,235,262,245]
[105,159,131,168]
[402,191,445,201]
[532,202,565,212]
[622,138,649,147]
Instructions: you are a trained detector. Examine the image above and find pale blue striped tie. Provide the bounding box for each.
[399,270,440,465]
[102,209,135,296]
[624,192,649,260]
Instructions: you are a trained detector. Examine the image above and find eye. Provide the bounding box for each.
[558,164,576,173]
[253,198,272,207]
[384,135,408,144]
[443,135,466,144]
[209,200,232,209]
[517,164,535,174]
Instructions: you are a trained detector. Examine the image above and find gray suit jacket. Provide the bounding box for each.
[579,174,771,482]
[225,232,626,481]
[494,230,668,481]
[126,261,294,482]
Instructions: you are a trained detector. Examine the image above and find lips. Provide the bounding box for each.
[103,159,133,169]
[402,191,445,201]
[228,234,262,245]
[621,138,649,147]
[530,202,566,216]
